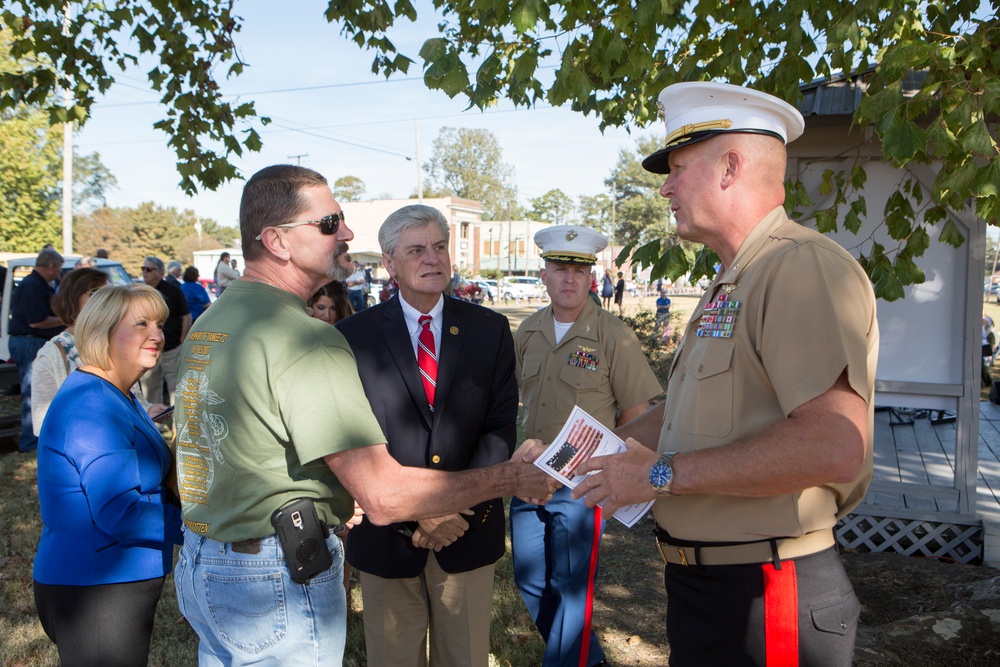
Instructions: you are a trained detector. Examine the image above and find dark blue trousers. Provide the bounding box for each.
[510,487,607,667]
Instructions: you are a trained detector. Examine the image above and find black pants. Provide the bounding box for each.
[664,547,859,667]
[34,577,165,667]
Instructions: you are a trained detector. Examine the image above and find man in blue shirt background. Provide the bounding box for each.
[9,248,65,452]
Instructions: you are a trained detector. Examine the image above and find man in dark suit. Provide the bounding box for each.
[336,204,517,667]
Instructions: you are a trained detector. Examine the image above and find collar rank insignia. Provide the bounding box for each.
[696,292,741,338]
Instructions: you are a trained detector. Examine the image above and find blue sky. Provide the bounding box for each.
[73,0,652,228]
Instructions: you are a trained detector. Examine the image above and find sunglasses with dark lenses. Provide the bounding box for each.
[257,211,345,240]
[141,266,158,272]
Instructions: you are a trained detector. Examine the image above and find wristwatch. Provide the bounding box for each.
[648,452,677,495]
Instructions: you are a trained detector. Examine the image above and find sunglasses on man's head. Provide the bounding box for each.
[255,211,345,241]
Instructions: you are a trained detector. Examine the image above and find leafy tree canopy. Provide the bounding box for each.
[0,1,265,195]
[326,0,999,300]
[424,126,519,220]
[0,30,116,252]
[529,188,575,225]
[333,175,367,202]
[578,193,611,232]
[0,106,61,251]
[73,202,227,271]
[5,1,997,298]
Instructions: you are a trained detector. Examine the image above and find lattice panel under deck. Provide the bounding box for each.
[837,513,983,565]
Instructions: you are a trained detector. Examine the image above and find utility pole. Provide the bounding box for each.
[609,180,617,269]
[415,119,424,203]
[61,4,73,255]
[288,153,308,166]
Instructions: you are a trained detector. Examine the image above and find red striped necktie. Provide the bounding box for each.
[417,315,438,412]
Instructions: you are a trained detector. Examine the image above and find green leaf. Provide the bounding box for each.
[819,169,834,197]
[244,128,262,152]
[511,0,541,34]
[973,161,1000,199]
[814,207,838,234]
[844,207,862,234]
[884,191,915,240]
[616,240,641,267]
[419,37,448,63]
[850,164,868,191]
[892,254,925,287]
[934,158,977,205]
[661,244,692,281]
[923,204,947,227]
[873,268,905,302]
[691,246,720,282]
[977,196,1000,224]
[858,85,903,125]
[938,219,966,248]
[880,115,927,165]
[961,117,996,155]
[902,224,930,258]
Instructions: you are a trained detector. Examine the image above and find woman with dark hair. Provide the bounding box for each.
[309,280,353,324]
[33,283,183,667]
[31,268,108,435]
[180,265,212,320]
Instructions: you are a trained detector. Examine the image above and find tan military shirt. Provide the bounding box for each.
[516,298,662,443]
[654,207,879,543]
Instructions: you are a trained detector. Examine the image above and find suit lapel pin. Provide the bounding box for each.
[450,326,459,335]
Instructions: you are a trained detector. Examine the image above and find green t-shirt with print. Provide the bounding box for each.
[174,280,386,542]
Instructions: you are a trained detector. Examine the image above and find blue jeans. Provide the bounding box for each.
[174,531,347,666]
[9,335,47,452]
[348,289,365,313]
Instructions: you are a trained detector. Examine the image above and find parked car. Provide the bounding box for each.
[198,277,219,301]
[501,276,546,301]
[1,255,135,360]
[366,279,382,308]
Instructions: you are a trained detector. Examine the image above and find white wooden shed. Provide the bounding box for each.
[789,74,997,565]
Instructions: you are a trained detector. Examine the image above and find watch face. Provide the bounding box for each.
[649,461,672,489]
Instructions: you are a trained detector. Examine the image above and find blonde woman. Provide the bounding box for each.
[33,284,183,666]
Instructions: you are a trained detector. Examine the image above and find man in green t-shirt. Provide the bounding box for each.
[172,164,556,667]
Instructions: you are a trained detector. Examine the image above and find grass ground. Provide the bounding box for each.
[4,292,995,665]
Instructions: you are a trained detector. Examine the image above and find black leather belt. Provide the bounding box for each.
[653,523,835,567]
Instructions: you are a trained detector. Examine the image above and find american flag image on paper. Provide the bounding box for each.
[533,405,653,528]
[544,416,604,480]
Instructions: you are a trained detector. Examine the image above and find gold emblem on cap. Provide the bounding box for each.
[566,231,578,241]
[657,101,665,120]
[450,326,459,335]
[664,119,734,148]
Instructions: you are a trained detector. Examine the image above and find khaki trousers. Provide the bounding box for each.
[139,346,181,405]
[359,553,495,667]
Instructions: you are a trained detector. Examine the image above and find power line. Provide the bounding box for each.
[97,76,425,108]
[268,120,412,160]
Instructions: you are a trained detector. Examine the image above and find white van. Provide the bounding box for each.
[501,276,546,301]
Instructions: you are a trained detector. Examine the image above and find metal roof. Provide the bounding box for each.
[798,70,927,117]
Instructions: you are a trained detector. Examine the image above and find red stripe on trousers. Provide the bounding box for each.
[763,560,799,667]
[578,505,602,667]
